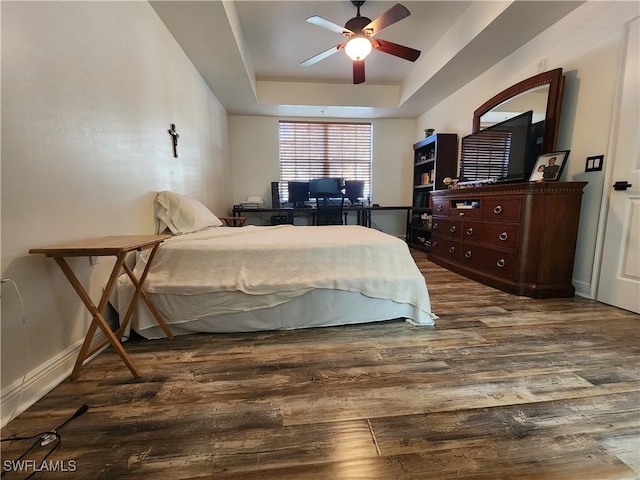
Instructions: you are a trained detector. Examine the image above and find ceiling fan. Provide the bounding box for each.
[301,1,421,84]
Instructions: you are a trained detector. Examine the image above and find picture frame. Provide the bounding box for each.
[529,150,570,181]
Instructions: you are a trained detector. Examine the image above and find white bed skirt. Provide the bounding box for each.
[128,288,435,340]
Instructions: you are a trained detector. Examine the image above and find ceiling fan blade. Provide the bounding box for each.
[353,60,365,84]
[306,15,353,35]
[364,3,411,36]
[301,43,344,67]
[373,38,421,62]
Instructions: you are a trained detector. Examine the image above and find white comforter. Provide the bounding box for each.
[118,225,434,325]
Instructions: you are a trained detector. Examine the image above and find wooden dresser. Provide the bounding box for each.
[427,182,587,298]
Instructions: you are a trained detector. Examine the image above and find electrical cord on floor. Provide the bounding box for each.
[0,405,88,479]
[1,278,29,426]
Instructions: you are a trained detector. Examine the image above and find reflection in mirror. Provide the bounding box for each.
[473,68,565,154]
[479,85,550,128]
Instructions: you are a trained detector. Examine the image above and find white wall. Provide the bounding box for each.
[229,116,416,235]
[1,2,232,424]
[415,1,640,297]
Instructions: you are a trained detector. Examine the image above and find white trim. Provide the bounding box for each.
[1,333,107,428]
[573,279,592,299]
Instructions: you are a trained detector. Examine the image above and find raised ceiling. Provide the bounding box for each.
[150,1,583,119]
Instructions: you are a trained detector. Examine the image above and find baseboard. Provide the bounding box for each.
[1,333,107,428]
[573,279,592,299]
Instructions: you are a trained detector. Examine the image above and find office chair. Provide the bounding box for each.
[315,194,345,225]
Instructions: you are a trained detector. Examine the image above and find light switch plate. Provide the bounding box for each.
[585,155,604,172]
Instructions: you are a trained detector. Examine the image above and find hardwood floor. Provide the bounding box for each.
[2,252,639,479]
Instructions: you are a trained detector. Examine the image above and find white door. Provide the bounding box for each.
[597,17,640,314]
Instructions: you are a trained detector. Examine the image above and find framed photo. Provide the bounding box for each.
[529,150,570,181]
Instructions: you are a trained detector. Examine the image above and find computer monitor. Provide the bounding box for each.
[287,181,309,207]
[344,180,364,203]
[309,178,342,197]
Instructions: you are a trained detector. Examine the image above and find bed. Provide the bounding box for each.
[112,192,437,339]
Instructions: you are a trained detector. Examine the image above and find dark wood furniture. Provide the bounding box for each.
[427,182,587,298]
[409,133,458,252]
[29,235,174,379]
[474,68,565,153]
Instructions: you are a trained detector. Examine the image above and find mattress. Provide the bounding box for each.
[114,225,436,337]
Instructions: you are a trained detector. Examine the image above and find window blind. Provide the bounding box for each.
[459,131,512,181]
[279,121,372,201]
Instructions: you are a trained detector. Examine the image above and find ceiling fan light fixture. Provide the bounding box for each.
[345,36,372,61]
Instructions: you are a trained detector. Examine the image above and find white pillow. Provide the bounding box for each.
[155,191,222,234]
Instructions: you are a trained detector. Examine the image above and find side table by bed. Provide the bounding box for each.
[29,235,174,379]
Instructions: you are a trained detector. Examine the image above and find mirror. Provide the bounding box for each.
[473,68,565,154]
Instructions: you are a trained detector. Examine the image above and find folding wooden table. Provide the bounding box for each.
[30,235,174,379]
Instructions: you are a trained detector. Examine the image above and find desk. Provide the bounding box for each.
[232,207,310,226]
[359,205,412,233]
[233,205,412,238]
[30,235,174,379]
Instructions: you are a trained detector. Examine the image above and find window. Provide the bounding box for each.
[459,130,511,181]
[279,121,372,202]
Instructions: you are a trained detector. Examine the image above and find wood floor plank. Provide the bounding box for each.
[280,372,639,426]
[370,392,639,450]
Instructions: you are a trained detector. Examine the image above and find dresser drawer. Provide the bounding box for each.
[432,197,449,216]
[459,245,517,279]
[431,236,461,262]
[431,218,462,238]
[482,197,522,223]
[463,221,520,250]
[450,207,481,219]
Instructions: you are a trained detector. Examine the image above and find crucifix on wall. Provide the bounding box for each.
[168,123,179,158]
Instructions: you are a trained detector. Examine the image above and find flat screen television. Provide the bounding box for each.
[460,110,534,184]
[344,180,364,203]
[287,181,309,207]
[309,178,342,197]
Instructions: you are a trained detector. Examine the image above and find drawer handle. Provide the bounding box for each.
[466,227,474,236]
[432,241,438,248]
[499,232,509,241]
[449,226,457,233]
[496,259,506,268]
[493,205,503,214]
[464,250,472,258]
[459,212,465,217]
[433,222,438,230]
[436,205,443,212]
[449,246,456,253]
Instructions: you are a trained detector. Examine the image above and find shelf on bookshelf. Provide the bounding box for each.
[414,158,435,167]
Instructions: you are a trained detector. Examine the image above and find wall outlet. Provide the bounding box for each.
[537,59,547,73]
